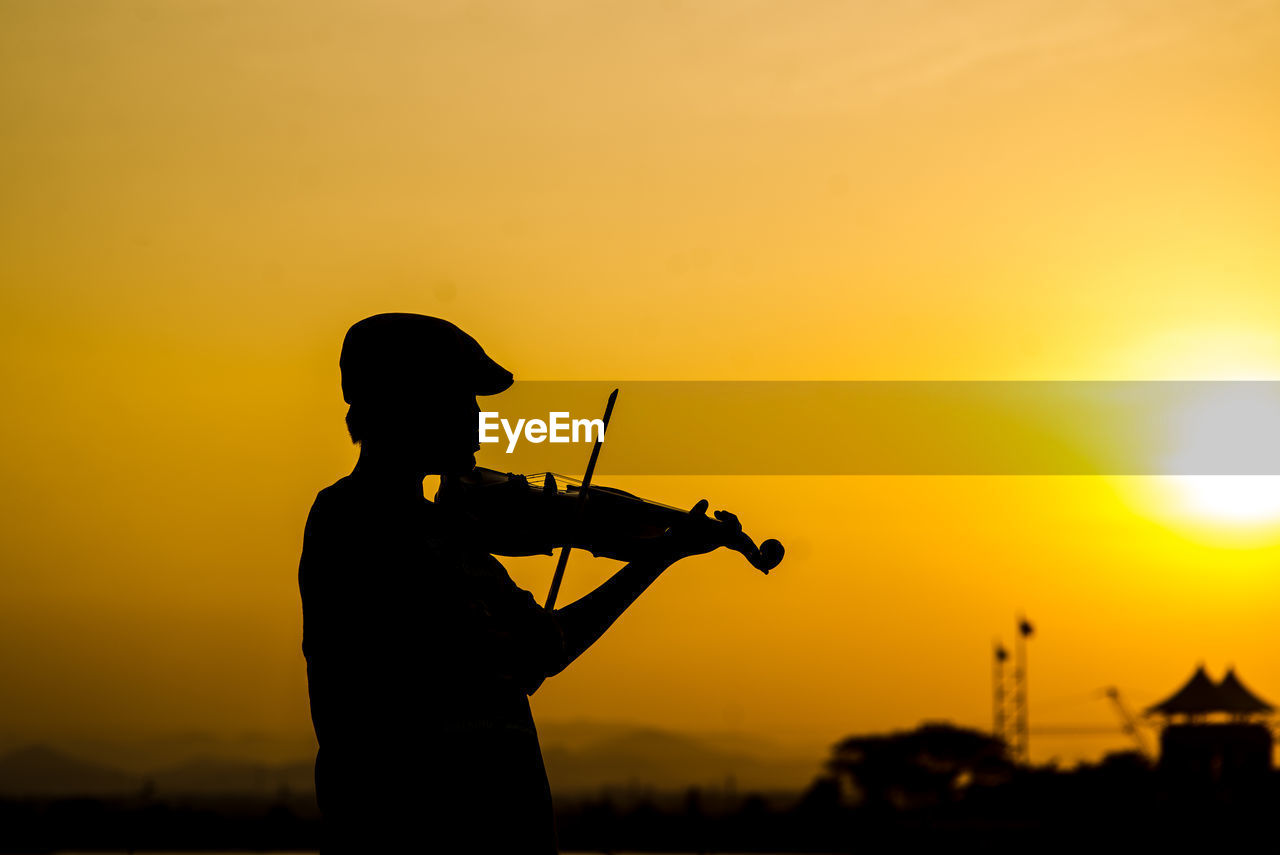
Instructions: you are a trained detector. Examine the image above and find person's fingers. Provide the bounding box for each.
[689,499,709,516]
[713,510,742,532]
[733,529,760,556]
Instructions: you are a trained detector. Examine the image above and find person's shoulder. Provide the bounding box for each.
[305,476,363,526]
[314,475,359,505]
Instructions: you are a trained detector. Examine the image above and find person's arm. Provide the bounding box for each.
[544,500,743,677]
[547,552,677,676]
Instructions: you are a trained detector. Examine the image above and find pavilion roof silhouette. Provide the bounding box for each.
[1146,666,1274,716]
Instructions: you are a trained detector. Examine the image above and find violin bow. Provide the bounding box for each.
[544,388,618,609]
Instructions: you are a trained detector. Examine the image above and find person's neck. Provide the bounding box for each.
[351,445,428,500]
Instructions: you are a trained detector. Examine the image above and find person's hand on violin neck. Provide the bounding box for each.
[646,500,749,564]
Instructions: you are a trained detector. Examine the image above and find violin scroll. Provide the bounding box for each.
[674,500,784,574]
[752,538,785,574]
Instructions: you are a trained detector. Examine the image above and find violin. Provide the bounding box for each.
[437,388,783,609]
[435,467,785,573]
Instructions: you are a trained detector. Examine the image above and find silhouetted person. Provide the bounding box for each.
[299,314,743,853]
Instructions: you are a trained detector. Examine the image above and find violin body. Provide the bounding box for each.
[436,467,784,573]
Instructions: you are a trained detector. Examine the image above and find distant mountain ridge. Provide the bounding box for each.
[0,723,823,797]
[0,745,311,798]
[542,726,820,793]
[149,755,316,795]
[0,745,140,797]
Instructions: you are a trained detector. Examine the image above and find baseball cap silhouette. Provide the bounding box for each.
[339,313,513,404]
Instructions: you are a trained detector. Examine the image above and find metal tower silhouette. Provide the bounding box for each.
[993,614,1034,763]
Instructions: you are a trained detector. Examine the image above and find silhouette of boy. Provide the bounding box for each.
[300,314,746,853]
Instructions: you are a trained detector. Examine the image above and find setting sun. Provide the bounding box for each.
[1174,476,1280,524]
[1159,382,1280,527]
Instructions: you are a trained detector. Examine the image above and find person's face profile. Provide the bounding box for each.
[409,388,481,475]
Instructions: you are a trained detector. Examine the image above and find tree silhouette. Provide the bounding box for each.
[815,722,1013,812]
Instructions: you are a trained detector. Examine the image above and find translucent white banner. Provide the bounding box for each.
[470,381,1280,475]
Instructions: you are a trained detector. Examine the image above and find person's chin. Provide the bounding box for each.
[442,451,477,475]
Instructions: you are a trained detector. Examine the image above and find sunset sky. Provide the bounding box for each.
[3,0,1280,767]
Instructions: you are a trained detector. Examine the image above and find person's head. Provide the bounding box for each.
[339,314,512,474]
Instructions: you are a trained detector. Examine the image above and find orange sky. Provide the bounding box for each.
[3,1,1280,766]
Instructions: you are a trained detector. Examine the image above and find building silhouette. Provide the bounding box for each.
[1145,666,1274,786]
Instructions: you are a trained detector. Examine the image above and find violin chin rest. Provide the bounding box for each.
[757,539,784,573]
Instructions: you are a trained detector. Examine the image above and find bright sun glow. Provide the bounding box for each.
[1119,332,1280,540]
[1172,476,1280,523]
[1164,383,1280,526]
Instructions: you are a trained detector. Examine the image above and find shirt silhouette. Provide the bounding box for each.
[300,466,563,853]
